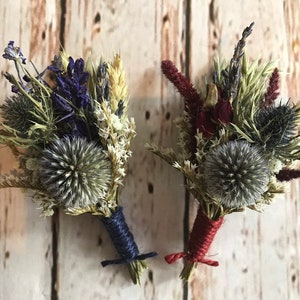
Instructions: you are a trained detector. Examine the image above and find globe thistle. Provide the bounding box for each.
[203,140,269,208]
[254,104,299,149]
[1,95,36,136]
[39,137,112,208]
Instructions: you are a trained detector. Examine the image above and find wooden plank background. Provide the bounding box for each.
[0,0,299,299]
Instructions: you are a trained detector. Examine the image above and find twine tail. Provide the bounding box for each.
[100,206,157,267]
[164,252,186,264]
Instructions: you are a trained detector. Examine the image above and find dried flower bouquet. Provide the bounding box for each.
[0,41,156,284]
[147,23,300,280]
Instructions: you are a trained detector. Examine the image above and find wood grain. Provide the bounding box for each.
[0,1,300,299]
[188,1,300,300]
[0,1,60,299]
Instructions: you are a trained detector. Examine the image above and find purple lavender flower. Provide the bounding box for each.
[96,62,110,102]
[49,56,93,138]
[2,41,26,64]
[4,72,31,94]
[50,57,89,115]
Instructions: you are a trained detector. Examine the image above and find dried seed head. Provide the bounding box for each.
[39,137,112,208]
[204,140,269,208]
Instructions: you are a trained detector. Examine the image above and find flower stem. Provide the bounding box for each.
[128,260,148,285]
[179,261,196,281]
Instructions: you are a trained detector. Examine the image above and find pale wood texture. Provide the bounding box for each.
[0,1,60,299]
[0,1,300,300]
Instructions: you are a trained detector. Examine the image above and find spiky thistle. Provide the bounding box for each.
[39,136,112,208]
[203,140,270,208]
[254,104,300,149]
[1,95,36,136]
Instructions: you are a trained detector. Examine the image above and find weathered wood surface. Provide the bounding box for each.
[0,0,300,299]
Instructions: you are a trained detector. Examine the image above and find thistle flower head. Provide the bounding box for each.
[39,137,112,208]
[203,140,269,208]
[1,95,36,135]
[254,104,299,149]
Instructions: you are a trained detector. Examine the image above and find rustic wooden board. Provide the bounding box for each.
[0,1,60,299]
[0,0,300,300]
[188,1,300,300]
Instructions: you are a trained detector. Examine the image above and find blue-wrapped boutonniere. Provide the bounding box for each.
[0,41,156,284]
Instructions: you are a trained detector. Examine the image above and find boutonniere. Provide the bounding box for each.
[147,22,300,280]
[0,41,156,284]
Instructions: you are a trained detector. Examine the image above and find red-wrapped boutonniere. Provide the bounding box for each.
[147,22,300,280]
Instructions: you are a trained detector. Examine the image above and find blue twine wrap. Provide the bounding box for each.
[100,206,157,267]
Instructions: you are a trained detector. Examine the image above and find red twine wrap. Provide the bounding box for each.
[165,208,223,266]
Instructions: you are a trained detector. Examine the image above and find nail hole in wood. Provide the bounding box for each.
[163,14,169,23]
[148,182,154,194]
[94,12,101,23]
[145,110,150,120]
[148,270,153,283]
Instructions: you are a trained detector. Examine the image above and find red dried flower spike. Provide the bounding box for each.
[165,208,223,280]
[161,60,202,117]
[276,168,300,181]
[161,61,234,142]
[262,67,280,107]
[161,60,203,153]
